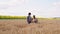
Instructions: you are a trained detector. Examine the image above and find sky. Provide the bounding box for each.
[0,0,60,18]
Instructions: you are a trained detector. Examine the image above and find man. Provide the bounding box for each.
[27,12,32,24]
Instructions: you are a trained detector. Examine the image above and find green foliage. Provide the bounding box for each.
[0,16,26,19]
[0,16,60,20]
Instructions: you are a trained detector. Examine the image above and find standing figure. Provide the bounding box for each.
[33,15,38,23]
[27,12,32,24]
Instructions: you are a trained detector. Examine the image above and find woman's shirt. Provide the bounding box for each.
[33,18,38,23]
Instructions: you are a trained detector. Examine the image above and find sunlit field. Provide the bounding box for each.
[0,16,60,34]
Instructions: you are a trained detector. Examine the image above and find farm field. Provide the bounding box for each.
[0,19,60,34]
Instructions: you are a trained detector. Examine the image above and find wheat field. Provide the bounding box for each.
[0,19,60,34]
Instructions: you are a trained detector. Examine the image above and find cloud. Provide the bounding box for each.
[0,0,29,16]
[0,0,26,4]
[45,2,60,17]
[0,0,28,9]
[0,0,60,17]
[52,2,60,11]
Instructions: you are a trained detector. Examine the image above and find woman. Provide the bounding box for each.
[32,15,38,23]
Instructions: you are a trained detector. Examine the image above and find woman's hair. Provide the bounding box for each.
[33,15,36,19]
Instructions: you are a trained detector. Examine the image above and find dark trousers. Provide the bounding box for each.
[28,21,31,24]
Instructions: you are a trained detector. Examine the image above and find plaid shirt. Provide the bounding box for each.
[27,16,32,22]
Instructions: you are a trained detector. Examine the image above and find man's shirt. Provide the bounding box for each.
[27,16,32,22]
